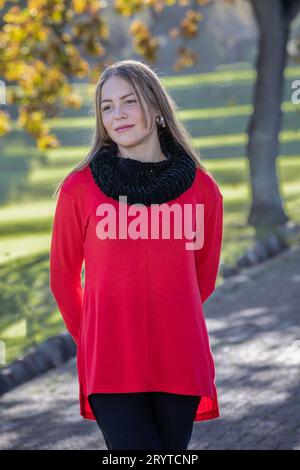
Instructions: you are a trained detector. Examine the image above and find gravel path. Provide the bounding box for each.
[1,244,300,450]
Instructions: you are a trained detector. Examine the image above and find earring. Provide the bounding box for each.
[156,114,166,128]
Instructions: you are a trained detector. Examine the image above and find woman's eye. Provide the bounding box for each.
[102,99,136,112]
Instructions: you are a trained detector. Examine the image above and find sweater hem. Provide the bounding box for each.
[79,382,220,423]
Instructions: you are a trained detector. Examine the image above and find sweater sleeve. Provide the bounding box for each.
[194,185,223,305]
[49,188,85,346]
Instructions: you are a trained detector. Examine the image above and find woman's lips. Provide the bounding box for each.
[116,125,134,133]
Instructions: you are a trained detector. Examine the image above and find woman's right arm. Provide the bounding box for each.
[49,188,84,346]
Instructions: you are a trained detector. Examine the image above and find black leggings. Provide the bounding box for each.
[88,391,201,450]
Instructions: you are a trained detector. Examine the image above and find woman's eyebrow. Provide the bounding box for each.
[101,93,135,104]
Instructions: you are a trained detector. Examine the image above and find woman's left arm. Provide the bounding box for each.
[194,181,224,305]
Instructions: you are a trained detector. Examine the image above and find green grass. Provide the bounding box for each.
[1,63,300,367]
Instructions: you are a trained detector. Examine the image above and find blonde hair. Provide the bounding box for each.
[52,59,207,198]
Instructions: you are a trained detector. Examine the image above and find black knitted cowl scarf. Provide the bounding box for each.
[89,131,197,206]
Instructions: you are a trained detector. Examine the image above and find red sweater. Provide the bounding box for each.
[49,162,223,422]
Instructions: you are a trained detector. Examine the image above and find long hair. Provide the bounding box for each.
[52,59,207,198]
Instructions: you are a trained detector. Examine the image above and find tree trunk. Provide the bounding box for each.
[247,0,300,231]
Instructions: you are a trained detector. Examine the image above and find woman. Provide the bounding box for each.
[49,59,223,451]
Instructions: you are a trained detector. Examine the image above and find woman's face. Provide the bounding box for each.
[100,75,157,147]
